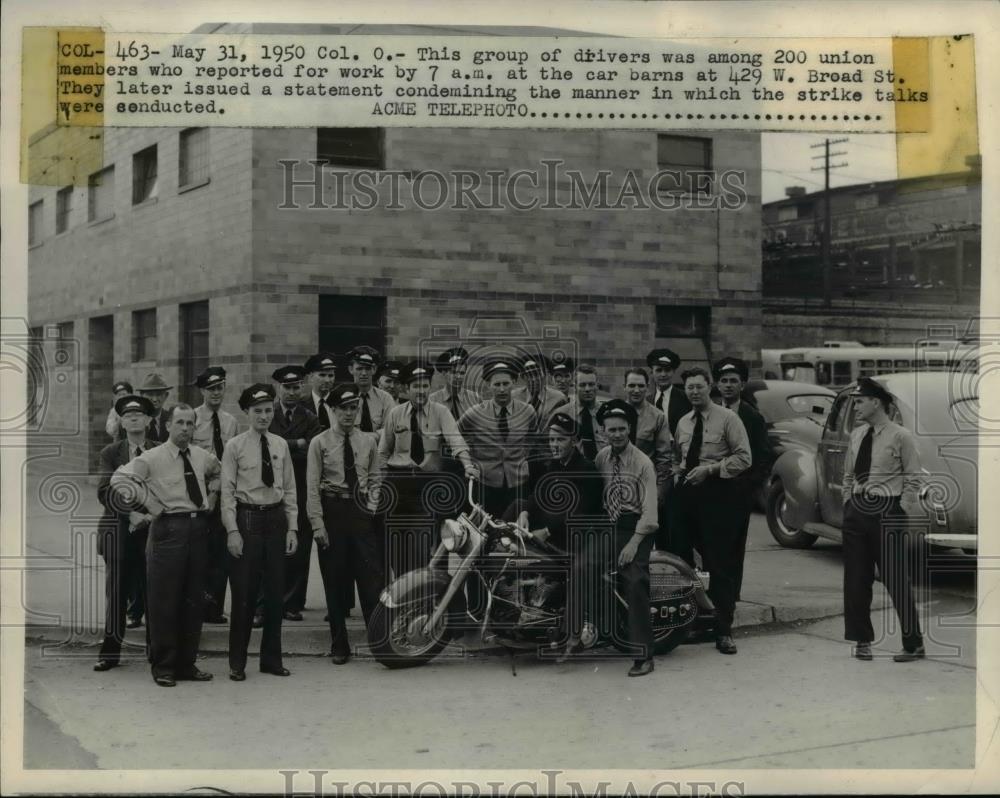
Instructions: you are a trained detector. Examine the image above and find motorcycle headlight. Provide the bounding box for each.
[440,519,467,552]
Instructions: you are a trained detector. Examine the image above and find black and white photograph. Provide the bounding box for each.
[1,1,997,795]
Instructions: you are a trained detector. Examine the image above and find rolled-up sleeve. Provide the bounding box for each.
[899,429,923,513]
[306,437,325,532]
[720,413,751,479]
[110,457,162,516]
[438,405,469,459]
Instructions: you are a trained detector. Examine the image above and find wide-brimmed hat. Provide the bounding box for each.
[136,372,172,392]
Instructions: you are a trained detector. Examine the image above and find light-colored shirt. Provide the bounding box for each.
[561,397,608,454]
[220,430,298,534]
[631,401,673,484]
[429,387,481,420]
[105,407,121,438]
[674,403,751,479]
[379,400,470,470]
[192,404,239,456]
[594,443,659,536]
[357,386,396,433]
[110,440,221,515]
[306,424,381,530]
[842,419,923,510]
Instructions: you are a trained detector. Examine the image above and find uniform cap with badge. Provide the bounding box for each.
[377,360,404,381]
[238,383,276,412]
[547,411,578,437]
[435,347,470,370]
[113,380,134,395]
[346,346,381,367]
[194,366,227,389]
[482,359,520,381]
[400,361,436,384]
[271,366,305,385]
[712,356,749,383]
[596,398,638,428]
[114,394,155,417]
[326,383,363,408]
[852,376,894,406]
[548,356,575,375]
[304,353,339,374]
[646,348,681,370]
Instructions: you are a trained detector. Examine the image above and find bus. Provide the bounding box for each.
[776,342,978,388]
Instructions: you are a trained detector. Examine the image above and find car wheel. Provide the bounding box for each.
[765,479,818,549]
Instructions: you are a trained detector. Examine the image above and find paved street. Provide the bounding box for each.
[14,472,978,773]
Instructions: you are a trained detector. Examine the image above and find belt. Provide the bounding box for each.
[852,488,901,500]
[322,491,355,501]
[236,501,283,512]
[159,510,208,519]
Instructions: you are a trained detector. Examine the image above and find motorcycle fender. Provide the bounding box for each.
[649,550,715,614]
[379,568,452,609]
[771,448,821,528]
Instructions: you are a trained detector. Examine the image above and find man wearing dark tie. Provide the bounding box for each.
[429,347,480,421]
[512,354,569,445]
[136,372,172,443]
[841,377,925,662]
[346,346,396,438]
[110,404,221,687]
[376,360,404,404]
[93,394,157,673]
[560,364,606,462]
[192,366,239,624]
[305,353,338,430]
[550,357,575,400]
[268,366,322,621]
[647,349,692,437]
[670,367,751,656]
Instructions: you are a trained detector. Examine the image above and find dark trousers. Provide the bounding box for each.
[125,526,148,622]
[482,482,516,519]
[604,513,655,658]
[283,496,312,613]
[732,479,757,602]
[229,505,287,672]
[98,524,133,663]
[654,477,674,553]
[843,498,923,650]
[316,496,386,656]
[204,506,229,619]
[146,515,209,679]
[384,467,444,579]
[670,477,743,635]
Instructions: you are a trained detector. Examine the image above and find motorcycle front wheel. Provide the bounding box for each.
[367,595,450,669]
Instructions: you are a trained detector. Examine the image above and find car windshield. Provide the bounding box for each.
[786,394,833,419]
[781,363,815,383]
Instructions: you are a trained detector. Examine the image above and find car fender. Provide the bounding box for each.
[771,447,821,528]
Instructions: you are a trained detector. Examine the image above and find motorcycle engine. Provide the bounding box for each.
[490,571,565,630]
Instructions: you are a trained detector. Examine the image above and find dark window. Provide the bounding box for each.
[825,393,852,435]
[179,128,210,187]
[132,145,158,204]
[655,134,712,195]
[179,301,209,406]
[317,128,385,169]
[654,305,711,372]
[132,308,157,361]
[832,360,853,384]
[28,200,43,245]
[56,186,72,233]
[56,321,74,341]
[796,202,815,219]
[88,166,115,222]
[318,295,386,355]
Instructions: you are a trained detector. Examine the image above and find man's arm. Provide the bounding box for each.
[109,456,164,516]
[376,405,397,472]
[279,438,298,531]
[652,414,673,486]
[105,408,119,439]
[746,408,774,484]
[718,412,751,479]
[364,437,382,511]
[97,445,118,511]
[898,429,924,516]
[220,441,239,534]
[204,452,222,511]
[842,430,858,504]
[305,436,326,533]
[636,456,659,536]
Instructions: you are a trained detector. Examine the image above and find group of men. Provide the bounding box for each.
[95,339,924,685]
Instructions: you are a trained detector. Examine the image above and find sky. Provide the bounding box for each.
[760,131,899,204]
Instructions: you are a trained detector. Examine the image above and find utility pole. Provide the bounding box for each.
[811,138,848,306]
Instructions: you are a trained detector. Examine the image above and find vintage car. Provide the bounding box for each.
[766,372,979,554]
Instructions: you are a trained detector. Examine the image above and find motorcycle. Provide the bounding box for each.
[368,480,716,669]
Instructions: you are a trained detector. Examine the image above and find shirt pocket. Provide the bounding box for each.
[702,430,724,446]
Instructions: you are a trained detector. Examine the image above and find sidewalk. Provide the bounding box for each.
[16,473,887,654]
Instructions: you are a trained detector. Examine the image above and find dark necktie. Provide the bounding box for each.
[684,412,703,472]
[531,392,541,416]
[656,390,665,411]
[343,432,358,491]
[451,394,460,420]
[628,411,638,445]
[286,406,294,426]
[147,417,159,441]
[580,407,597,461]
[498,406,509,441]
[410,407,425,464]
[854,427,874,485]
[179,448,204,508]
[261,434,274,487]
[360,395,373,432]
[134,446,142,460]
[211,411,223,459]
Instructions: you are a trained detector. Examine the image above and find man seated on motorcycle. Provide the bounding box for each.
[593,399,659,677]
[515,412,605,660]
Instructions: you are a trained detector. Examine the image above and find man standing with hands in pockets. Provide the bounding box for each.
[222,384,299,682]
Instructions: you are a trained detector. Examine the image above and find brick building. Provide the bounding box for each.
[27,116,761,475]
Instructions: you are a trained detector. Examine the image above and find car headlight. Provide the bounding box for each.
[440,519,467,552]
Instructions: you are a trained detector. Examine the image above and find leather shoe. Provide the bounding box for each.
[854,643,873,661]
[627,658,655,677]
[252,615,264,629]
[893,645,926,663]
[555,639,584,664]
[330,651,350,665]
[283,610,303,622]
[126,617,143,629]
[93,659,118,672]
[716,635,738,655]
[176,668,214,681]
[261,666,291,676]
[154,675,176,687]
[229,669,246,682]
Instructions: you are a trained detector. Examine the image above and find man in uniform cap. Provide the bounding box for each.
[105,380,134,440]
[842,377,925,662]
[110,403,221,686]
[671,367,751,656]
[512,354,569,450]
[346,346,395,437]
[222,384,299,681]
[594,399,659,677]
[550,357,575,400]
[561,364,607,461]
[713,356,774,601]
[137,372,173,443]
[379,361,478,576]
[306,384,386,664]
[430,347,480,421]
[459,359,538,518]
[192,366,239,624]
[646,349,691,437]
[304,353,339,430]
[268,366,322,622]
[376,360,405,403]
[94,395,158,672]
